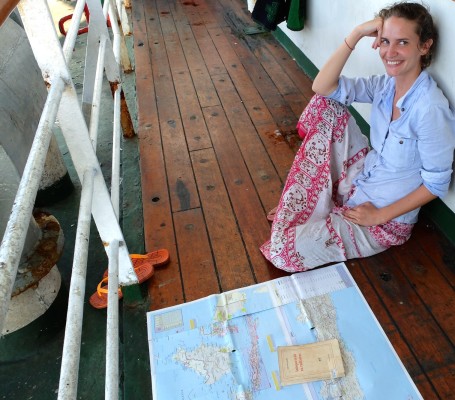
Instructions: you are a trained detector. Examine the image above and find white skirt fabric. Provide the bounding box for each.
[261,95,413,272]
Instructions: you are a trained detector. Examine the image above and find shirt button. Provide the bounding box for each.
[399,140,404,144]
[401,107,405,112]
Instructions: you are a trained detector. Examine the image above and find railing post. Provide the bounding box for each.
[57,167,96,400]
[105,239,120,400]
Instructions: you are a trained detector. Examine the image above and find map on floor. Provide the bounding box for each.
[146,262,423,400]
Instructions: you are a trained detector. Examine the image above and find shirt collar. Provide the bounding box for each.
[396,70,429,108]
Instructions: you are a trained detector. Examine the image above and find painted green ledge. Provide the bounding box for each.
[273,27,455,245]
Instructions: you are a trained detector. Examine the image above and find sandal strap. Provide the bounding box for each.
[130,253,149,259]
[97,277,109,296]
[96,276,121,297]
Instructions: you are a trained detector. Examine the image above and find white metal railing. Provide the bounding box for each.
[0,0,136,398]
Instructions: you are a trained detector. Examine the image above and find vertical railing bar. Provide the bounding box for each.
[116,0,132,36]
[109,0,122,219]
[62,0,87,63]
[88,35,108,150]
[105,5,121,398]
[102,0,110,19]
[57,167,96,400]
[0,76,65,334]
[109,1,121,61]
[111,87,121,219]
[115,0,122,29]
[101,3,121,398]
[105,239,120,400]
[108,0,132,72]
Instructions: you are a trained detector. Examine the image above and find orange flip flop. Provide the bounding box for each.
[89,277,124,309]
[90,249,170,309]
[102,249,170,278]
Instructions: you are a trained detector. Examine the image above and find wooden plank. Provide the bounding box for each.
[282,92,308,123]
[169,0,221,108]
[221,26,299,131]
[204,24,296,182]
[412,373,442,400]
[156,1,188,74]
[172,70,212,151]
[202,105,288,282]
[357,251,455,396]
[160,118,200,211]
[177,0,205,29]
[191,23,228,76]
[122,3,159,398]
[207,26,263,103]
[262,34,315,102]
[174,208,220,301]
[133,0,184,310]
[251,38,302,97]
[190,0,228,29]
[190,148,255,291]
[221,0,253,28]
[133,0,168,251]
[413,214,455,288]
[244,102,295,182]
[212,73,285,212]
[390,236,455,342]
[146,0,200,212]
[154,1,212,151]
[219,0,314,103]
[426,364,455,400]
[347,260,438,398]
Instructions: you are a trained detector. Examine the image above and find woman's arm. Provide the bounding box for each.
[312,18,384,96]
[342,185,437,226]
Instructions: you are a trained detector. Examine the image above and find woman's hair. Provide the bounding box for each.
[377,2,438,69]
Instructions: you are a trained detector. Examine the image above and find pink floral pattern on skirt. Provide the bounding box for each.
[260,95,413,272]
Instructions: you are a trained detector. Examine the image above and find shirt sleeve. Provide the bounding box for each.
[327,75,385,106]
[417,104,455,198]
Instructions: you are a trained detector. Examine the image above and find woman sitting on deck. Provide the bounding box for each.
[261,2,455,272]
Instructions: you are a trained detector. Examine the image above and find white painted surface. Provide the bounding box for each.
[2,266,61,335]
[275,0,455,212]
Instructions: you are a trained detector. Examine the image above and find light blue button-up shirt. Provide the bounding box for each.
[328,71,455,223]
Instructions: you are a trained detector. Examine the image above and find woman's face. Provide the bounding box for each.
[379,16,432,83]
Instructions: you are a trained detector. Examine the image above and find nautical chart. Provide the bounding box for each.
[147,263,423,399]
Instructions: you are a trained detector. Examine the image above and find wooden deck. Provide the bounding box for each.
[131,0,455,398]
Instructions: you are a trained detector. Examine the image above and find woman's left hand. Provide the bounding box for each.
[352,17,383,49]
[342,202,385,226]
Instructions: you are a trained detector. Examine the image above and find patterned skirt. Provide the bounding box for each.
[260,95,413,272]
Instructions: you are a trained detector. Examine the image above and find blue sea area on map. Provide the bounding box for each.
[332,288,420,400]
[150,301,319,399]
